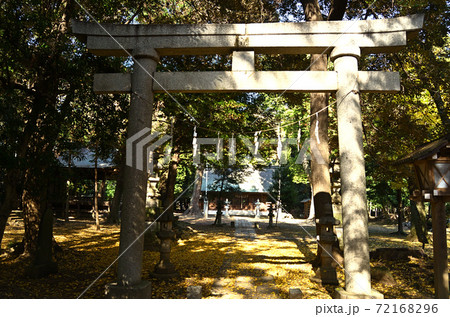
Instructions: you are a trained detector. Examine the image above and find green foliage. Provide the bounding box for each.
[104,180,116,200]
[270,166,310,213]
[0,0,447,227]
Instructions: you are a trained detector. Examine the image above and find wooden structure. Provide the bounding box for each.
[53,150,117,217]
[397,135,449,298]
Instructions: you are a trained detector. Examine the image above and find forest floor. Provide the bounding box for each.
[0,213,448,299]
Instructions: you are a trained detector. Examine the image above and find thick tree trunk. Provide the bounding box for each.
[310,88,332,221]
[301,0,332,265]
[22,168,49,257]
[409,200,428,247]
[301,0,347,274]
[431,199,449,298]
[328,0,348,21]
[184,166,204,217]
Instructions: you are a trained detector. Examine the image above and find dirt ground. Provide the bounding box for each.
[0,214,447,299]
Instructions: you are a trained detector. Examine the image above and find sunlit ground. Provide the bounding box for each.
[0,215,448,299]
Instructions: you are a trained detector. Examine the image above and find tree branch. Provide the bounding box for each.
[328,0,348,21]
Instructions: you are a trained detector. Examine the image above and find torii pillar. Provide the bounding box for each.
[106,47,159,298]
[331,45,382,298]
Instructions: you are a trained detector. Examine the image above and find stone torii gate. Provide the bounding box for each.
[72,14,424,299]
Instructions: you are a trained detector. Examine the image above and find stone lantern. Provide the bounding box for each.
[310,215,340,285]
[254,199,261,219]
[151,211,179,280]
[397,135,449,298]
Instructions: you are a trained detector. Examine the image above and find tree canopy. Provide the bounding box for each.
[0,0,448,256]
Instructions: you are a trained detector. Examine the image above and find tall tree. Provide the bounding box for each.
[0,0,75,255]
[299,0,347,270]
[184,164,204,216]
[0,0,134,253]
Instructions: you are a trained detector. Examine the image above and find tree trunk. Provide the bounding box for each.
[64,154,71,223]
[163,146,180,214]
[431,198,449,298]
[107,165,124,224]
[94,150,100,230]
[328,0,348,21]
[396,189,405,234]
[184,165,204,217]
[100,179,106,202]
[307,186,315,220]
[214,178,225,225]
[22,168,49,257]
[31,207,58,277]
[409,200,429,247]
[428,86,450,131]
[422,49,450,131]
[301,0,347,272]
[301,0,332,265]
[310,87,332,222]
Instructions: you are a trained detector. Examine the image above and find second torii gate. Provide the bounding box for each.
[72,14,424,299]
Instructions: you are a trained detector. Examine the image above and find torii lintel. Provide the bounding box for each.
[71,14,424,56]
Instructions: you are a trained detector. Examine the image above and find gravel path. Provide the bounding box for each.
[209,217,280,299]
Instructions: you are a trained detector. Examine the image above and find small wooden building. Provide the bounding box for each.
[201,168,275,212]
[52,149,117,216]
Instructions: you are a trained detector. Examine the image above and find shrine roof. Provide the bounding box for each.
[395,135,450,164]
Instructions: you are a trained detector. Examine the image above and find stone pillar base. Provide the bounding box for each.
[105,281,152,299]
[333,287,383,299]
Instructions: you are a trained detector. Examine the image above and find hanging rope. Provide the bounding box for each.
[314,112,320,145]
[229,133,236,165]
[216,131,222,159]
[192,125,198,160]
[170,116,174,151]
[277,123,282,162]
